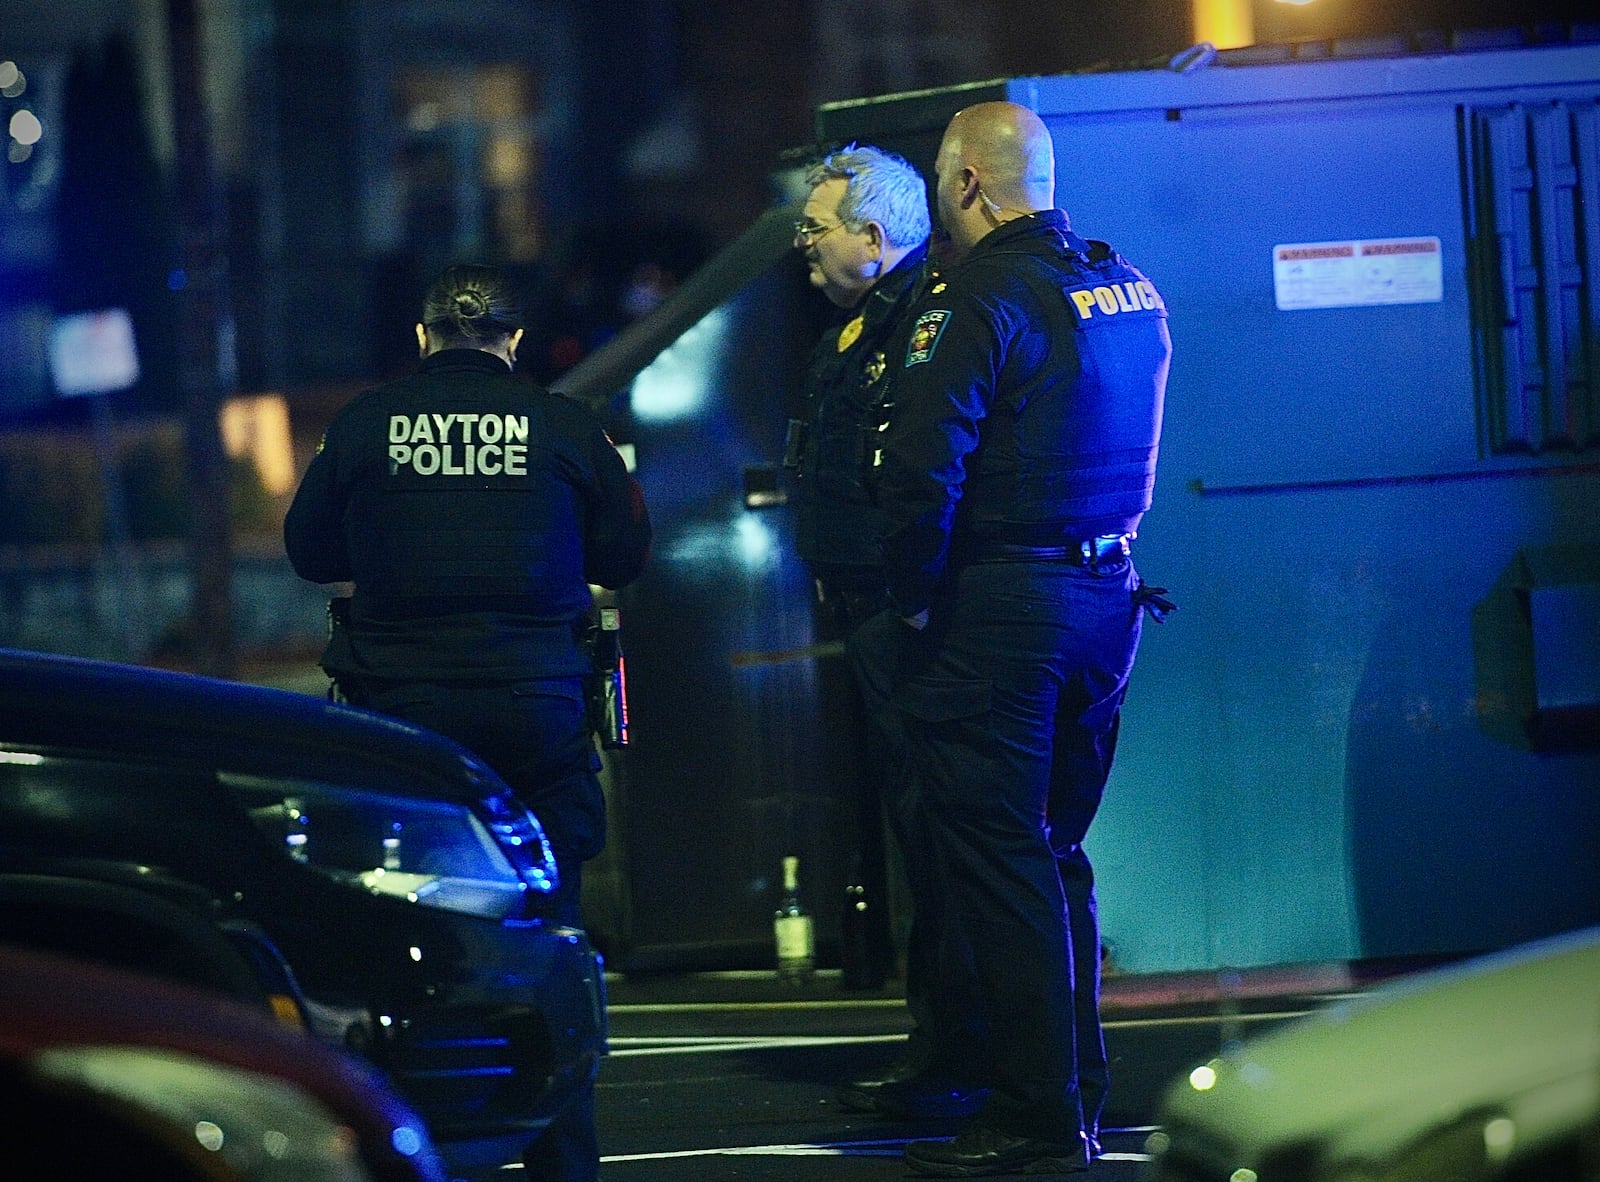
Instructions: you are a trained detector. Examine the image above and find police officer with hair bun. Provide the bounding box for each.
[284,262,650,1182]
[850,101,1172,1177]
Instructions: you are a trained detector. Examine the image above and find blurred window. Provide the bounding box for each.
[394,65,543,264]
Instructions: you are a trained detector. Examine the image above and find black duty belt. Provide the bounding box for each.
[963,532,1133,566]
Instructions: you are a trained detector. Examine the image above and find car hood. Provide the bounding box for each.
[1157,927,1600,1174]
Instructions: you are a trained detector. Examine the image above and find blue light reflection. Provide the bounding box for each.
[631,307,728,423]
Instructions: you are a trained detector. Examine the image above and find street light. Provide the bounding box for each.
[1192,0,1255,49]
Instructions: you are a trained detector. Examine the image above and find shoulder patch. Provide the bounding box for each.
[1065,278,1166,323]
[905,309,951,366]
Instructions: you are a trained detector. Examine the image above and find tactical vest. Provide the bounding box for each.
[971,231,1170,544]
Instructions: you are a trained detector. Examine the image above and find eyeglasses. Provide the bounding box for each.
[793,218,843,245]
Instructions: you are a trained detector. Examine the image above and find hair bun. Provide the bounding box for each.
[421,265,522,343]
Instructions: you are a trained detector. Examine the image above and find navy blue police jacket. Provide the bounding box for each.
[877,210,1170,618]
[284,348,651,682]
[794,243,931,577]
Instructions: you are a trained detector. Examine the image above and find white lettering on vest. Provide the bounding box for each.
[1068,280,1166,321]
[385,414,531,476]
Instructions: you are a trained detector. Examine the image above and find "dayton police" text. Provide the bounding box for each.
[388,413,529,476]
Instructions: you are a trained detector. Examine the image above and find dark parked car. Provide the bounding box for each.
[0,647,605,1180]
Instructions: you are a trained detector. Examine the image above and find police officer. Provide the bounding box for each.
[790,143,931,618]
[786,146,995,1106]
[784,145,998,1100]
[283,263,651,1182]
[786,143,932,1000]
[851,102,1171,1176]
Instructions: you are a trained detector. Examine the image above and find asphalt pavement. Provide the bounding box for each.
[240,660,1375,1181]
[495,966,1353,1181]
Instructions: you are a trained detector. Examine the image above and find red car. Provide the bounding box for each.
[0,941,448,1182]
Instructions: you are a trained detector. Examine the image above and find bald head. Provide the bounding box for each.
[933,102,1056,253]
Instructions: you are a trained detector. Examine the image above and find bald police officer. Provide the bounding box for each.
[850,102,1170,1176]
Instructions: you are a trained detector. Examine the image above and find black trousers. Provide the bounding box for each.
[813,570,898,987]
[848,557,1140,1141]
[357,676,604,1182]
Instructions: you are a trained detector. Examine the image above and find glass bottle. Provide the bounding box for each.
[773,854,815,982]
[839,854,883,990]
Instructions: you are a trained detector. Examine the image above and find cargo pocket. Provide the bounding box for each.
[892,677,993,815]
[894,676,992,728]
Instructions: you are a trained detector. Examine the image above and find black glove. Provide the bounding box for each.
[1133,580,1177,624]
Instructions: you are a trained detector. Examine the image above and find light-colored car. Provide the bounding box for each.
[1146,927,1600,1182]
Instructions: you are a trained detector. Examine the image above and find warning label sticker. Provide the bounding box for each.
[1272,237,1443,311]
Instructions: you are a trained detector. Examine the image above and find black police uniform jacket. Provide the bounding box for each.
[284,348,651,682]
[792,243,931,579]
[877,210,1170,617]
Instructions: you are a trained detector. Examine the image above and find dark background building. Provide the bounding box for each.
[5,0,1592,396]
[1,0,1596,979]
